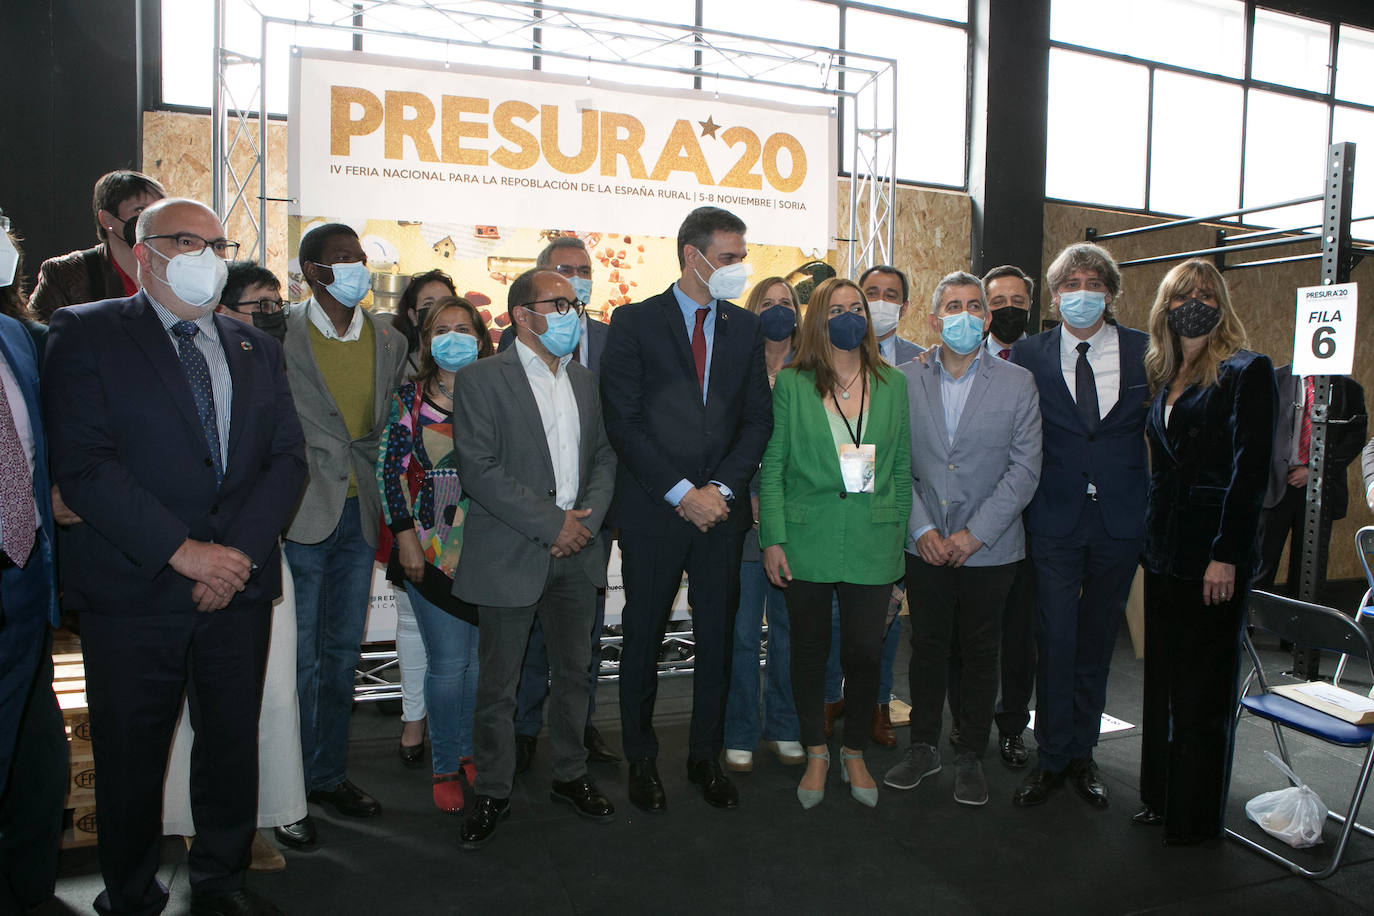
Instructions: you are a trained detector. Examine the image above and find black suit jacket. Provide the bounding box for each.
[1143,349,1278,580]
[43,292,308,615]
[1264,366,1367,519]
[599,285,773,535]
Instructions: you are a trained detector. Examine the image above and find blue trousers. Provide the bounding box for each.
[724,559,799,750]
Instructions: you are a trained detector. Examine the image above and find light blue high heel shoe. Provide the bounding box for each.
[840,748,878,807]
[797,747,830,810]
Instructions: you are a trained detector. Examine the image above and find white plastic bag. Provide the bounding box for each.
[1245,751,1326,849]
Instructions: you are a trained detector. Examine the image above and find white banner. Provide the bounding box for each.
[290,49,837,252]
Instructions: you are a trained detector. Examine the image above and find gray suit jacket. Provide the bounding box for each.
[902,350,1042,566]
[282,303,409,547]
[451,345,617,608]
[887,335,924,367]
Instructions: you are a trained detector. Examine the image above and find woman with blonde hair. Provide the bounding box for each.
[758,277,911,808]
[1136,258,1277,845]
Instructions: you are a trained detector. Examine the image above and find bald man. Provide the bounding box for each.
[44,198,306,916]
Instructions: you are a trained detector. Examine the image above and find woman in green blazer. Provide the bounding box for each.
[759,277,912,809]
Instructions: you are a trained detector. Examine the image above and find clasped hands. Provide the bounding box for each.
[674,485,730,533]
[914,528,983,568]
[551,508,595,558]
[169,539,253,612]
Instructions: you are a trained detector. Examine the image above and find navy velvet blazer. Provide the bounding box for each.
[599,286,773,535]
[1143,349,1278,581]
[1011,324,1151,540]
[43,292,308,615]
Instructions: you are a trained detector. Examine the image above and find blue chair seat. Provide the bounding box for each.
[1242,693,1374,747]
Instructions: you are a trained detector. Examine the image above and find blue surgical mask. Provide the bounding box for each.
[430,331,479,371]
[527,307,583,358]
[759,304,797,341]
[940,311,984,355]
[828,311,867,351]
[314,260,371,309]
[1058,289,1106,329]
[570,277,593,306]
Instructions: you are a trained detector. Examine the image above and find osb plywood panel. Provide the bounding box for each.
[1045,202,1374,582]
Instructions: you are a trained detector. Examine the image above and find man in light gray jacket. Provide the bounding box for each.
[883,271,1042,808]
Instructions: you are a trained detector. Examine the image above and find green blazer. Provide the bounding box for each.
[758,365,912,585]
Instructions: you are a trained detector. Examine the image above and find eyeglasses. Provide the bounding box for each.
[522,297,585,316]
[553,264,593,279]
[226,298,286,314]
[144,233,240,260]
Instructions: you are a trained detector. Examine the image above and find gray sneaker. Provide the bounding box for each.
[953,752,988,806]
[883,743,941,790]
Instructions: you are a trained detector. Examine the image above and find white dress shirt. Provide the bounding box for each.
[306,296,365,342]
[1059,322,1120,421]
[516,340,582,510]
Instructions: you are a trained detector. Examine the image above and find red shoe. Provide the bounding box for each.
[433,772,466,813]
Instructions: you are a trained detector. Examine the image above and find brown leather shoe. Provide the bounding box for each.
[871,704,897,747]
[824,700,845,739]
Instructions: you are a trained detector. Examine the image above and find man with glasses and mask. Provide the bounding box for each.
[216,261,287,341]
[600,206,773,812]
[29,170,166,321]
[451,268,618,849]
[43,198,306,916]
[280,223,408,826]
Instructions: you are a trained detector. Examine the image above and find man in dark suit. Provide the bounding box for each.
[44,198,306,916]
[1009,242,1150,811]
[1254,367,1366,597]
[600,206,773,811]
[0,301,65,912]
[498,237,620,768]
[452,268,619,849]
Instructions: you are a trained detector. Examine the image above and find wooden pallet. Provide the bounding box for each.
[52,631,97,849]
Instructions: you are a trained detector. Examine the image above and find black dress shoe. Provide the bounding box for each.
[272,816,316,849]
[1012,767,1064,807]
[551,775,615,822]
[1132,805,1164,826]
[515,735,537,775]
[189,886,283,916]
[1068,758,1109,808]
[628,758,666,812]
[398,739,425,768]
[460,796,510,850]
[308,779,381,818]
[999,734,1030,769]
[584,725,621,763]
[687,758,740,809]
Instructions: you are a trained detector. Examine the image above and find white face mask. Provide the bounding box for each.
[147,245,228,311]
[0,223,17,289]
[868,299,901,337]
[691,246,751,301]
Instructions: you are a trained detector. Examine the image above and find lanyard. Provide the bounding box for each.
[832,373,866,447]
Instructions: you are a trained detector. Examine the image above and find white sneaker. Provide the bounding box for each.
[766,740,806,765]
[724,749,754,772]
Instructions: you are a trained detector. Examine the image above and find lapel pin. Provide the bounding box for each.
[240,341,253,351]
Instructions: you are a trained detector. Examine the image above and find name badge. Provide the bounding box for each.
[839,444,876,494]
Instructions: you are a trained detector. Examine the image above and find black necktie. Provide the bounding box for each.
[1075,340,1099,432]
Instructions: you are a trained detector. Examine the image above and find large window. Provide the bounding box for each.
[158,0,972,188]
[1048,2,1374,237]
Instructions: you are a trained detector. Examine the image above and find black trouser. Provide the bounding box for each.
[948,557,1037,738]
[785,580,889,750]
[906,555,1018,758]
[1139,571,1246,842]
[1253,484,1333,597]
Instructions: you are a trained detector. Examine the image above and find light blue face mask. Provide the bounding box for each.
[940,310,985,355]
[430,331,479,371]
[570,277,593,306]
[314,260,371,309]
[527,307,583,358]
[1058,289,1107,329]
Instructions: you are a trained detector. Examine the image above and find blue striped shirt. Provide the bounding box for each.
[146,296,233,471]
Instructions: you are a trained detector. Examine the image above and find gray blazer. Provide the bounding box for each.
[451,345,618,608]
[282,303,409,547]
[902,349,1042,567]
[888,335,924,367]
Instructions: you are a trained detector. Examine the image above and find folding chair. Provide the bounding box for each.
[1226,589,1374,879]
[1332,526,1374,690]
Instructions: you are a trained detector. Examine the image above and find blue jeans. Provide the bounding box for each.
[825,591,901,704]
[404,582,478,774]
[284,498,377,793]
[724,560,799,749]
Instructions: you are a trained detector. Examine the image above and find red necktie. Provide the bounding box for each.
[692,307,709,391]
[1298,375,1314,464]
[0,371,35,565]
[998,348,1011,360]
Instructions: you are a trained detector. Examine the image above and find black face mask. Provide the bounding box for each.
[987,306,1029,343]
[1166,298,1221,339]
[114,214,138,250]
[252,310,287,340]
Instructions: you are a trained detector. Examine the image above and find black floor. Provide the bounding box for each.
[43,621,1374,915]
